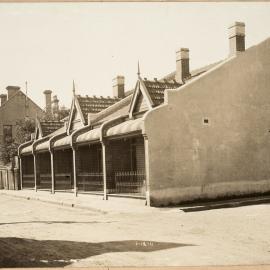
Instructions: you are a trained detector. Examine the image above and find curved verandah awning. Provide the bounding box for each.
[21,117,145,154]
[76,117,144,145]
[76,128,101,145]
[105,118,144,138]
[21,144,33,155]
[35,140,50,152]
[34,136,72,152]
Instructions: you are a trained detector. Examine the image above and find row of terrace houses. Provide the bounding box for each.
[18,22,270,206]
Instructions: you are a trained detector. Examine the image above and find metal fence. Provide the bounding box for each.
[38,173,52,189]
[55,173,72,190]
[77,172,103,192]
[114,170,146,196]
[22,174,35,188]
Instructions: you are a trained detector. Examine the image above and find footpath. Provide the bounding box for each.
[0,189,156,214]
[1,189,270,214]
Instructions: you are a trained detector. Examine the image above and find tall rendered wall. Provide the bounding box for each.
[144,38,270,206]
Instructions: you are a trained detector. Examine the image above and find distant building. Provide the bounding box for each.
[0,86,44,145]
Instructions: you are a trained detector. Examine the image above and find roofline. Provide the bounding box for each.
[0,89,44,113]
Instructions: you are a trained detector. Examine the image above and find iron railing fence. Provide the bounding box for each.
[38,173,52,189]
[54,173,73,190]
[114,170,146,196]
[22,174,35,188]
[77,172,103,192]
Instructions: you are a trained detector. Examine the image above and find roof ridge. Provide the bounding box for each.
[77,94,121,100]
[0,89,44,113]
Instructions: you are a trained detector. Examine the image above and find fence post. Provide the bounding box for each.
[6,169,9,190]
[14,167,19,190]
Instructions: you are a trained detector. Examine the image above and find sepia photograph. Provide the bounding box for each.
[0,2,270,268]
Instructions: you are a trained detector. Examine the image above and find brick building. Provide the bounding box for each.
[0,86,44,145]
[18,22,270,206]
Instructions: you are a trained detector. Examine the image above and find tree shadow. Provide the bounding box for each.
[0,237,195,267]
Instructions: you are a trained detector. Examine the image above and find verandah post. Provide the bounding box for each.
[143,134,151,206]
[72,147,78,197]
[50,151,55,194]
[101,141,108,200]
[19,157,23,190]
[33,154,37,192]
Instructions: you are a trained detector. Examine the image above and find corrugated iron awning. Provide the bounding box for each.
[76,128,101,144]
[21,145,33,155]
[53,135,71,149]
[106,118,143,137]
[36,141,49,152]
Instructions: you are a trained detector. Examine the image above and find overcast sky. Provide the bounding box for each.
[0,3,270,110]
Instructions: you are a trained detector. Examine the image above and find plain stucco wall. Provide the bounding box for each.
[144,38,270,206]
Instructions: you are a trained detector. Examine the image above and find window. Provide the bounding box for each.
[3,125,12,144]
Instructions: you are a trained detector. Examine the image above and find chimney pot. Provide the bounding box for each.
[113,75,125,98]
[52,95,59,119]
[6,86,20,99]
[176,48,190,83]
[43,90,52,116]
[228,22,245,56]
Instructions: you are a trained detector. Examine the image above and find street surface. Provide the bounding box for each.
[0,194,269,267]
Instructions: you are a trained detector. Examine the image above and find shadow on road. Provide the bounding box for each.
[0,220,114,226]
[0,237,194,267]
[180,197,270,212]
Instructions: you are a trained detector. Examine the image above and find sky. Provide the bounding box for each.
[0,2,270,110]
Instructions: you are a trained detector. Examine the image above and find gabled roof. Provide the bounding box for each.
[39,121,65,137]
[143,79,181,106]
[0,90,44,113]
[76,95,121,124]
[91,94,133,125]
[128,76,181,117]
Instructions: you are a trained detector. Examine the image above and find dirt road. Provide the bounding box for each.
[0,194,269,267]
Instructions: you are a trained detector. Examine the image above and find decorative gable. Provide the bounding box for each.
[67,97,85,135]
[133,91,149,113]
[69,106,84,132]
[129,78,153,118]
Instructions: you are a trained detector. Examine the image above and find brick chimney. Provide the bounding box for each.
[176,48,190,83]
[113,76,125,98]
[43,90,52,116]
[6,86,20,99]
[0,94,7,106]
[228,22,245,56]
[52,95,59,119]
